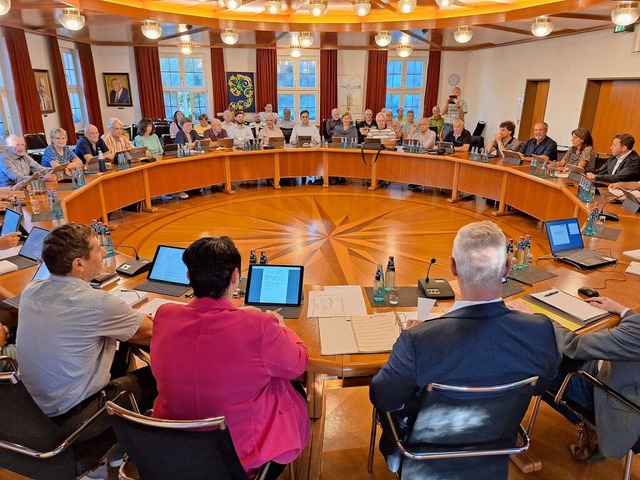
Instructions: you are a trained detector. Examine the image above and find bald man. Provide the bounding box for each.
[75,124,114,164]
[0,135,54,187]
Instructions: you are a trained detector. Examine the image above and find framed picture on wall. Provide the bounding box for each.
[34,70,55,114]
[103,72,133,107]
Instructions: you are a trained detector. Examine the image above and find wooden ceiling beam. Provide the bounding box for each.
[400,29,441,49]
[159,25,211,41]
[479,23,530,35]
[370,0,398,15]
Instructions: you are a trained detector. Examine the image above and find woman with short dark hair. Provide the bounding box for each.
[134,118,164,156]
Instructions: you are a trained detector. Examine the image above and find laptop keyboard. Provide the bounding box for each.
[3,295,20,309]
[6,256,38,270]
[135,280,190,297]
[254,305,301,319]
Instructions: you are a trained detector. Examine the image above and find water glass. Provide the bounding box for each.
[389,286,400,305]
[595,216,606,237]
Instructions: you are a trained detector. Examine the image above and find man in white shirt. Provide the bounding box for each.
[221,110,235,133]
[227,111,255,147]
[258,103,279,124]
[290,110,321,146]
[400,110,416,139]
[407,118,436,150]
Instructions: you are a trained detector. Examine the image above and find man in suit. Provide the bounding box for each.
[109,77,130,105]
[370,220,560,479]
[587,133,640,183]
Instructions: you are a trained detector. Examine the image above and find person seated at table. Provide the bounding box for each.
[542,296,640,464]
[384,109,402,140]
[427,106,445,139]
[518,122,558,161]
[290,110,321,146]
[367,112,396,142]
[258,103,279,124]
[75,124,113,164]
[325,108,341,139]
[103,117,149,158]
[443,119,472,153]
[151,236,310,480]
[407,118,437,150]
[332,112,358,142]
[279,108,296,129]
[169,110,184,138]
[586,133,640,183]
[396,107,406,124]
[557,128,596,172]
[174,117,202,149]
[227,111,255,147]
[258,113,284,147]
[358,109,376,143]
[41,128,84,173]
[203,118,229,146]
[194,114,212,137]
[134,118,164,156]
[400,110,415,140]
[370,220,560,479]
[0,135,56,187]
[221,109,235,132]
[488,120,521,156]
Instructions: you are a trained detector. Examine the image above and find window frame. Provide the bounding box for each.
[159,53,210,121]
[60,47,88,130]
[385,54,428,118]
[276,52,320,122]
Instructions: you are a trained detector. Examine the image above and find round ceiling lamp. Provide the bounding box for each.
[141,20,162,39]
[435,0,453,7]
[398,0,416,14]
[308,0,327,16]
[453,25,473,43]
[299,31,314,47]
[178,40,194,55]
[264,0,282,13]
[0,0,11,16]
[290,45,302,58]
[611,1,640,26]
[220,28,239,45]
[223,0,242,9]
[396,34,412,57]
[531,16,554,37]
[59,8,85,31]
[375,30,392,47]
[353,0,371,16]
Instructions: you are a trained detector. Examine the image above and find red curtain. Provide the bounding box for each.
[4,28,44,134]
[320,49,337,124]
[76,42,102,129]
[365,49,388,115]
[423,31,443,118]
[211,48,228,114]
[255,31,277,112]
[48,36,76,143]
[134,46,166,120]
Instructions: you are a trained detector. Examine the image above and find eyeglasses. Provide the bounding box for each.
[301,115,309,118]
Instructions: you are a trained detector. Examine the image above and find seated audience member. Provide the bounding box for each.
[249,113,263,132]
[407,118,437,150]
[134,117,164,156]
[227,111,255,147]
[441,87,467,140]
[544,296,640,463]
[290,110,321,146]
[151,236,310,479]
[586,133,640,183]
[102,117,148,157]
[194,114,211,137]
[518,122,558,161]
[396,107,406,124]
[0,322,17,372]
[332,112,358,142]
[221,109,235,132]
[17,224,156,479]
[384,109,402,139]
[427,106,445,138]
[358,109,376,143]
[370,221,560,478]
[169,110,184,138]
[175,117,202,148]
[444,119,472,152]
[557,128,595,172]
[258,113,284,146]
[367,112,396,142]
[400,110,416,139]
[258,103,279,124]
[325,108,341,139]
[0,135,55,187]
[75,124,113,164]
[488,120,521,155]
[41,127,84,173]
[279,108,296,129]
[203,118,229,146]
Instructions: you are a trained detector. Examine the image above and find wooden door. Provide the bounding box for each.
[519,80,550,140]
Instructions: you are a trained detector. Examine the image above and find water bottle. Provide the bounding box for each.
[259,250,268,264]
[584,203,600,236]
[529,158,538,175]
[373,267,385,303]
[77,168,86,187]
[539,161,548,178]
[549,161,556,177]
[515,236,525,268]
[481,148,488,163]
[249,250,257,264]
[38,176,46,193]
[104,230,115,256]
[48,190,55,212]
[52,193,63,217]
[97,148,106,172]
[71,168,79,189]
[524,235,532,268]
[30,194,40,215]
[12,196,22,215]
[384,255,396,292]
[125,152,132,168]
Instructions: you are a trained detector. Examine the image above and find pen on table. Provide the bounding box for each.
[272,308,282,313]
[544,290,559,297]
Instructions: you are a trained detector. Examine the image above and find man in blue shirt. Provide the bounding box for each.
[518,122,558,161]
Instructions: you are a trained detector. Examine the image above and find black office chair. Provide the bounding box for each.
[24,133,48,150]
[470,135,485,151]
[472,121,486,137]
[106,401,273,480]
[0,356,118,480]
[281,127,293,144]
[379,376,538,479]
[555,370,640,480]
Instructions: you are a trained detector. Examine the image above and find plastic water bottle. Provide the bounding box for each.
[77,168,86,187]
[529,158,538,175]
[373,267,385,303]
[125,151,132,168]
[384,256,396,292]
[259,250,268,264]
[249,250,257,264]
[524,235,532,268]
[71,169,79,189]
[97,148,106,172]
[515,236,525,268]
[12,196,22,215]
[584,203,600,236]
[549,161,556,177]
[539,161,548,178]
[52,193,63,217]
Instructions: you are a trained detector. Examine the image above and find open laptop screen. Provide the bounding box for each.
[245,265,304,306]
[545,218,584,254]
[33,261,50,281]
[1,209,21,237]
[147,245,189,285]
[19,227,49,262]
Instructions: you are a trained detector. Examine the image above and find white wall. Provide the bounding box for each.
[25,32,60,135]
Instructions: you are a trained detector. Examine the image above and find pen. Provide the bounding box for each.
[544,290,559,297]
[272,308,282,313]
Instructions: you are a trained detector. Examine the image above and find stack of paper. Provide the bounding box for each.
[137,297,186,317]
[623,249,640,261]
[530,289,609,323]
[0,260,18,275]
[307,285,367,317]
[111,289,149,307]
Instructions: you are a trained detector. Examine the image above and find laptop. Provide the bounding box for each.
[545,218,617,270]
[1,209,21,237]
[436,141,454,154]
[502,150,523,165]
[4,226,49,270]
[217,138,234,149]
[198,139,211,149]
[268,136,285,148]
[3,262,50,309]
[244,264,304,318]
[134,245,190,297]
[621,188,640,203]
[565,164,585,175]
[85,156,101,174]
[128,146,147,162]
[296,135,312,146]
[163,143,178,155]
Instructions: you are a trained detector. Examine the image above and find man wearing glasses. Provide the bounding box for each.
[290,110,321,146]
[75,124,114,164]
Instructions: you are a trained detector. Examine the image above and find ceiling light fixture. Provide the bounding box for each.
[531,15,554,37]
[396,34,413,57]
[435,0,453,7]
[453,25,473,43]
[178,40,194,54]
[611,1,640,26]
[0,0,10,16]
[308,0,327,16]
[398,0,416,14]
[298,31,314,47]
[264,0,282,13]
[375,30,392,47]
[220,28,239,45]
[141,20,162,39]
[290,45,302,58]
[223,0,242,9]
[353,0,371,16]
[59,8,85,31]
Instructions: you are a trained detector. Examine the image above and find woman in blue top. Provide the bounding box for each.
[41,128,84,173]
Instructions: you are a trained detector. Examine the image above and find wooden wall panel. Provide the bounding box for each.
[590,80,640,153]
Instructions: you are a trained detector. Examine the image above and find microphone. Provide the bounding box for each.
[110,245,153,277]
[418,258,455,300]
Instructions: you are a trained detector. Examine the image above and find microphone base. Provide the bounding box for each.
[117,258,152,277]
[418,278,456,299]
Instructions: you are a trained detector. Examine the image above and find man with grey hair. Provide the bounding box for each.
[258,113,284,147]
[0,135,54,187]
[366,112,396,142]
[101,117,145,156]
[370,220,560,479]
[75,124,113,163]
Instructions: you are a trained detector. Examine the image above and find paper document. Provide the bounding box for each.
[0,260,18,275]
[307,286,367,317]
[530,289,609,323]
[623,249,640,261]
[626,261,640,276]
[0,246,20,261]
[318,312,401,355]
[417,297,437,320]
[111,289,148,307]
[137,297,186,317]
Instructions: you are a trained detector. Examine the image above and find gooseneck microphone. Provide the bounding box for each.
[418,258,455,300]
[424,258,436,282]
[110,244,141,260]
[110,245,153,277]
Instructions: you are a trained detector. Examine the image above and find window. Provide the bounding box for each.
[61,48,87,129]
[385,58,426,117]
[276,55,319,121]
[160,55,209,120]
[0,40,20,138]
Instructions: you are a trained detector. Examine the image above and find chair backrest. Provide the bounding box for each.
[281,127,293,143]
[106,401,250,480]
[472,121,486,137]
[470,135,485,150]
[24,133,48,150]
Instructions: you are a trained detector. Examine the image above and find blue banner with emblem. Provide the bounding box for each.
[226,72,255,113]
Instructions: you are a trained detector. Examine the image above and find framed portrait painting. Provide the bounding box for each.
[34,70,55,114]
[103,72,133,107]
